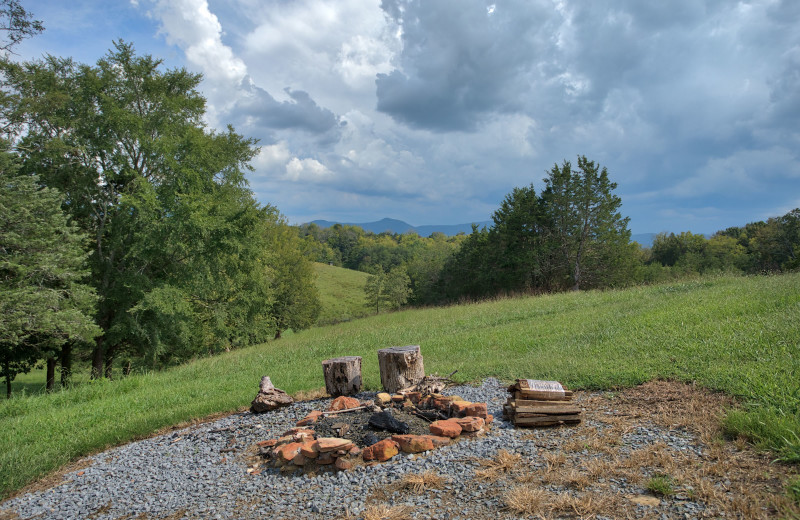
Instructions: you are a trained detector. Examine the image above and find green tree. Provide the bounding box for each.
[541,156,631,291]
[0,144,99,397]
[2,42,315,375]
[0,0,43,52]
[384,265,412,310]
[264,217,321,339]
[364,269,385,315]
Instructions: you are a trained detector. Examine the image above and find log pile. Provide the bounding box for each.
[503,379,581,427]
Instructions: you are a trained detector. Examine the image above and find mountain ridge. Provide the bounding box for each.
[306,218,662,245]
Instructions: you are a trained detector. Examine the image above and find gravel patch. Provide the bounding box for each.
[1,379,797,519]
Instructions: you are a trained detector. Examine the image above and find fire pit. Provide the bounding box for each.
[252,391,493,472]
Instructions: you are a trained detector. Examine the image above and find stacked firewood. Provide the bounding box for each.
[503,379,582,427]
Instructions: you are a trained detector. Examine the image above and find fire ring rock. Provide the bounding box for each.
[250,376,294,413]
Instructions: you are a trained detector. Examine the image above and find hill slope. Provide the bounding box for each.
[313,262,371,325]
[1,273,798,497]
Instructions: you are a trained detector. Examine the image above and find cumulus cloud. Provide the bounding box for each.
[133,0,800,232]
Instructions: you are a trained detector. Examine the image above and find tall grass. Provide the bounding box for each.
[1,273,798,498]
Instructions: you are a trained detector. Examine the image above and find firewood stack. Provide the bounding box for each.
[503,379,582,427]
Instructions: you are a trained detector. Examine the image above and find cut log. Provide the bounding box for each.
[377,345,425,394]
[513,414,582,425]
[513,405,581,415]
[322,356,362,397]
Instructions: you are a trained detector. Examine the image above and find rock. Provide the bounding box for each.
[452,416,485,432]
[328,396,361,411]
[362,439,400,462]
[317,437,354,452]
[432,397,454,412]
[348,445,362,457]
[405,391,422,403]
[465,402,488,419]
[451,401,473,417]
[256,439,277,448]
[275,442,303,463]
[391,435,434,453]
[421,435,452,448]
[291,453,308,466]
[376,392,392,406]
[300,441,319,459]
[430,419,462,438]
[317,452,335,465]
[335,457,353,470]
[296,410,323,426]
[368,410,410,434]
[250,376,294,413]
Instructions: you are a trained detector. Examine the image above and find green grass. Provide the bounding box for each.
[646,473,675,496]
[1,272,799,498]
[313,262,371,325]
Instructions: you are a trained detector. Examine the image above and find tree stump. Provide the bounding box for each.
[322,356,362,397]
[378,345,425,393]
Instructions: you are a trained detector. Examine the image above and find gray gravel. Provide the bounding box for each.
[0,379,713,519]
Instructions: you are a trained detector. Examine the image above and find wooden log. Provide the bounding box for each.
[509,398,576,407]
[513,415,582,426]
[514,405,581,415]
[377,345,425,394]
[322,356,362,397]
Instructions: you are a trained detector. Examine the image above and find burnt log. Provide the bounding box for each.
[322,356,362,397]
[368,410,410,434]
[377,345,425,394]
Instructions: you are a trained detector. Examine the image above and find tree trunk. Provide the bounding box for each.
[46,357,56,392]
[91,338,104,380]
[4,362,10,399]
[322,356,362,397]
[377,345,425,394]
[104,344,116,380]
[60,342,72,388]
[274,329,282,340]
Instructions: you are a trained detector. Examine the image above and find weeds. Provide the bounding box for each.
[394,470,446,494]
[646,473,674,496]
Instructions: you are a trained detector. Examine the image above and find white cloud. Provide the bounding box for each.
[285,157,332,181]
[150,0,247,84]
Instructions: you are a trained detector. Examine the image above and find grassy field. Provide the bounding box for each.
[313,262,371,326]
[1,273,799,499]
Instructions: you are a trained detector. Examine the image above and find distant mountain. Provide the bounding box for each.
[306,218,667,245]
[307,217,492,237]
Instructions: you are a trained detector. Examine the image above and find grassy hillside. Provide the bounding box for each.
[1,273,799,498]
[314,262,371,325]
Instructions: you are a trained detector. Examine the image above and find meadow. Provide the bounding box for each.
[1,272,798,499]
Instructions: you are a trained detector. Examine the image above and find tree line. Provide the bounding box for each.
[298,157,800,308]
[1,39,320,396]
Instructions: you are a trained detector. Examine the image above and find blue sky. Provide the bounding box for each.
[13,0,800,234]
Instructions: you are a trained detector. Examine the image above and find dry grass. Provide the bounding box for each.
[474,449,521,480]
[502,485,549,517]
[393,470,446,494]
[361,503,414,520]
[492,382,800,519]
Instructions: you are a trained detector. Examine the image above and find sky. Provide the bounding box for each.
[12,0,800,234]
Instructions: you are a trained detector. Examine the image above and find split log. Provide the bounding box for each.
[322,356,363,397]
[377,345,425,394]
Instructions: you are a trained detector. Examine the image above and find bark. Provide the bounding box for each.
[104,344,117,380]
[91,338,104,380]
[322,356,363,397]
[377,345,425,394]
[60,342,72,388]
[46,357,56,392]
